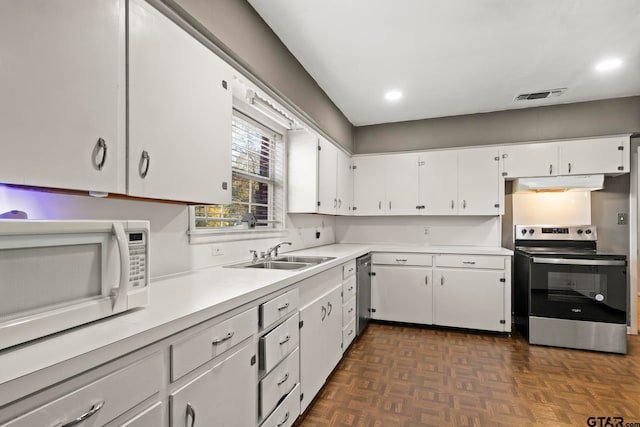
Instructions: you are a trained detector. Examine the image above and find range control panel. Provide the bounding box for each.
[515,225,597,241]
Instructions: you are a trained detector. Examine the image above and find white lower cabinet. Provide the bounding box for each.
[371,265,433,324]
[299,284,343,412]
[170,340,257,427]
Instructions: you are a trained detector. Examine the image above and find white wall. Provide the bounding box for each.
[0,185,335,278]
[335,216,501,247]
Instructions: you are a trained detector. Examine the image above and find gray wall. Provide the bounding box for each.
[169,0,354,151]
[355,96,640,154]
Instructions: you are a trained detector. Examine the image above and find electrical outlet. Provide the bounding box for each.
[211,246,224,256]
[617,213,628,225]
[424,227,429,235]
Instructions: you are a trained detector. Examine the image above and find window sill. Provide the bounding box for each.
[188,228,288,244]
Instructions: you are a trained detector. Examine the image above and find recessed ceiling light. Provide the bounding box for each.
[384,90,402,102]
[595,58,622,72]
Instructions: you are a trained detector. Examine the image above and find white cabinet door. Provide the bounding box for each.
[170,341,257,427]
[501,143,559,178]
[371,266,433,324]
[353,156,387,215]
[287,130,319,213]
[317,138,338,214]
[385,153,420,215]
[0,0,126,194]
[419,151,458,215]
[336,150,353,215]
[559,136,630,175]
[458,147,501,215]
[433,269,505,332]
[129,0,232,204]
[299,284,343,412]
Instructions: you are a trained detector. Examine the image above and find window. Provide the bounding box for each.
[192,112,284,231]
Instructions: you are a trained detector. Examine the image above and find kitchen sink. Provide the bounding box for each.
[272,255,335,264]
[244,261,309,270]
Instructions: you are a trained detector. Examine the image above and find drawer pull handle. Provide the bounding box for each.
[277,372,290,386]
[395,258,408,263]
[277,411,290,427]
[327,302,333,315]
[462,261,476,265]
[348,329,354,336]
[425,275,429,285]
[212,331,234,344]
[348,308,354,313]
[277,302,290,311]
[186,403,196,427]
[348,286,354,291]
[321,305,327,321]
[279,335,291,345]
[56,400,105,427]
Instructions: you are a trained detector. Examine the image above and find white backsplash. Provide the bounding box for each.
[336,215,501,247]
[512,191,591,225]
[0,185,336,278]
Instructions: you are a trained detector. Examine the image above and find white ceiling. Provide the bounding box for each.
[247,0,640,126]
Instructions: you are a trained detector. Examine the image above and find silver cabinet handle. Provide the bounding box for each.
[425,275,428,285]
[212,331,234,344]
[277,411,290,427]
[462,261,476,265]
[321,305,326,321]
[55,400,105,427]
[568,162,572,173]
[327,301,333,315]
[277,372,290,386]
[279,335,290,345]
[334,198,337,208]
[348,307,354,314]
[139,150,150,178]
[549,164,553,175]
[93,138,107,170]
[389,201,391,210]
[450,200,454,209]
[378,201,382,210]
[440,276,444,286]
[277,302,290,311]
[186,403,196,427]
[462,200,466,209]
[395,258,408,263]
[348,286,354,291]
[347,329,354,336]
[338,199,342,208]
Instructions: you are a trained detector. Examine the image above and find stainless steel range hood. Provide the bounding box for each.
[513,174,604,193]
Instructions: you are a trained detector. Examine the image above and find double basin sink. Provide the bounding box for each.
[226,255,335,270]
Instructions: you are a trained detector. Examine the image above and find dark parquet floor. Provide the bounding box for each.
[296,323,640,427]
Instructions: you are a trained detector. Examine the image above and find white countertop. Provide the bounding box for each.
[0,243,511,403]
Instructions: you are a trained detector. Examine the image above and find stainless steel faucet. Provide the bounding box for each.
[265,241,292,259]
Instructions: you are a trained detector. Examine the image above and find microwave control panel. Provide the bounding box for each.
[128,231,147,288]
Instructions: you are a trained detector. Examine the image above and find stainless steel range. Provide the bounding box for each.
[514,225,627,354]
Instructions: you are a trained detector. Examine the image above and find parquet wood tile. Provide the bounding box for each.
[295,323,640,427]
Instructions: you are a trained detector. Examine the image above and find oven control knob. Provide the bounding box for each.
[521,229,528,235]
[577,229,584,235]
[585,229,592,235]
[528,229,534,235]
[595,294,604,302]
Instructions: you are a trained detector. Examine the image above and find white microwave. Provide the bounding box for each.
[0,220,150,351]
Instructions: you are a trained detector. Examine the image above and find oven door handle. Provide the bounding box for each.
[532,257,626,266]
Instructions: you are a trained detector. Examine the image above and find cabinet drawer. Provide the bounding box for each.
[342,296,356,324]
[342,275,356,301]
[372,252,433,266]
[261,384,300,427]
[261,289,299,330]
[343,317,357,350]
[436,254,504,269]
[119,401,162,427]
[260,348,299,418]
[342,260,356,279]
[171,307,258,381]
[3,352,162,427]
[260,313,299,372]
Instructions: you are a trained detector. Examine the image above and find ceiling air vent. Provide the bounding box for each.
[514,88,566,102]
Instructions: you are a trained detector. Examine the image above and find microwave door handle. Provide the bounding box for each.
[532,257,626,267]
[112,222,131,311]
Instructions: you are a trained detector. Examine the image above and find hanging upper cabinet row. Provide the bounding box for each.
[289,134,630,217]
[0,0,232,204]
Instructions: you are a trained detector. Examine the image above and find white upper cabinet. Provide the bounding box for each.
[419,151,458,215]
[558,136,630,175]
[129,0,232,204]
[500,143,559,178]
[457,147,502,215]
[352,156,387,215]
[0,0,126,194]
[386,153,421,215]
[317,138,338,214]
[287,131,352,215]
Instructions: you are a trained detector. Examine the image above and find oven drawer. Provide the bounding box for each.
[372,252,433,266]
[436,254,504,269]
